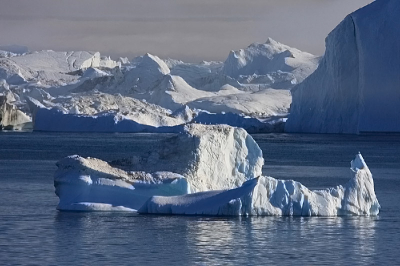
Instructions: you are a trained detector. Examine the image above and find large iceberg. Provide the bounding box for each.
[54,124,379,216]
[286,0,400,134]
[139,153,380,216]
[54,124,264,211]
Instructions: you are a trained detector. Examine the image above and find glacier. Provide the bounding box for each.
[286,0,400,134]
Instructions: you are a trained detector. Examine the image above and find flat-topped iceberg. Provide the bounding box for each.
[139,153,380,216]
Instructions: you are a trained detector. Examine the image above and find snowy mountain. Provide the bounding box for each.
[286,0,400,134]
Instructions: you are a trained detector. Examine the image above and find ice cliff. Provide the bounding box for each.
[286,0,400,134]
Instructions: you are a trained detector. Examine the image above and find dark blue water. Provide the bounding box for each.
[1,132,400,265]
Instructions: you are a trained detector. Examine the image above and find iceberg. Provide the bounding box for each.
[28,93,190,133]
[188,88,291,117]
[0,81,32,130]
[1,50,119,86]
[32,107,183,133]
[139,154,380,216]
[54,125,264,210]
[286,0,400,134]
[104,124,264,192]
[54,124,379,216]
[222,38,318,85]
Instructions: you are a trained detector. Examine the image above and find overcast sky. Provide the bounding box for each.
[0,0,373,62]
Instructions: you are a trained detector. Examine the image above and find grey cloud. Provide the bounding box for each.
[0,0,373,62]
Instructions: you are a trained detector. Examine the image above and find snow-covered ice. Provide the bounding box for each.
[286,0,400,134]
[139,153,380,216]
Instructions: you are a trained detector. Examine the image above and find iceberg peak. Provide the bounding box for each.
[138,53,170,75]
[351,152,367,172]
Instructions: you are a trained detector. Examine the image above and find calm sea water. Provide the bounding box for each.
[1,132,400,265]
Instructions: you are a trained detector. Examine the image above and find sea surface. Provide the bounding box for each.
[1,132,399,265]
